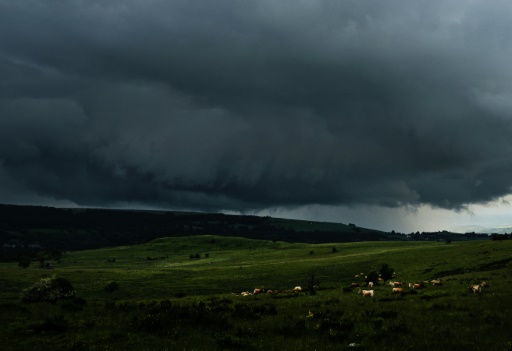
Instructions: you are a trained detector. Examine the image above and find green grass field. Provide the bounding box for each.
[1,236,512,350]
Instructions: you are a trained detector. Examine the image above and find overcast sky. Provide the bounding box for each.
[1,0,512,233]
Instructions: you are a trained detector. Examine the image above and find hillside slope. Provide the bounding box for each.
[0,204,387,254]
[0,204,490,261]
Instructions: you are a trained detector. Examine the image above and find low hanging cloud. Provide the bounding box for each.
[0,0,511,214]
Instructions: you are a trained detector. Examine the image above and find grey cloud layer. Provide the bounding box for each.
[1,0,512,212]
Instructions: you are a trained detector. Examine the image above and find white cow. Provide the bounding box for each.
[358,288,374,297]
[469,285,481,293]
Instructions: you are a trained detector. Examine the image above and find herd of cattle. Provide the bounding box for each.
[354,273,489,297]
[233,286,304,297]
[233,273,489,298]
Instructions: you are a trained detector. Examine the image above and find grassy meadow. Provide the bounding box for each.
[1,235,512,350]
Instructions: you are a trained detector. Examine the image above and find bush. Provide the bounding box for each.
[365,271,379,284]
[20,276,75,303]
[379,264,395,281]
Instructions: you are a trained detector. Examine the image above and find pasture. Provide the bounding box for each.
[1,236,512,350]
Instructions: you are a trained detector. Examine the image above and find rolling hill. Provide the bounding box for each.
[0,204,490,262]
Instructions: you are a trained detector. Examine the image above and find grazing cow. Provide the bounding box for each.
[351,282,360,287]
[389,281,403,287]
[241,291,253,296]
[481,281,489,288]
[254,288,264,295]
[392,287,404,294]
[413,283,421,290]
[368,281,374,288]
[469,285,481,293]
[355,274,360,278]
[408,283,413,289]
[293,286,302,293]
[431,279,442,286]
[358,288,374,297]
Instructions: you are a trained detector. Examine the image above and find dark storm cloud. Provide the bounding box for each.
[1,0,512,212]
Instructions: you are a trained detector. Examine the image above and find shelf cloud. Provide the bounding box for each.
[1,1,512,227]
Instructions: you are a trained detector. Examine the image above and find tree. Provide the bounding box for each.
[365,271,379,285]
[379,264,394,281]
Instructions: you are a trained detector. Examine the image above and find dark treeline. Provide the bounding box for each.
[407,231,490,242]
[0,204,385,261]
[0,204,489,261]
[491,233,512,241]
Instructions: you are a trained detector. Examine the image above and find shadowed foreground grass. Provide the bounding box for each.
[1,236,512,350]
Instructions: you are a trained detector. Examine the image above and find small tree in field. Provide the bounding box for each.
[379,264,395,281]
[365,271,379,285]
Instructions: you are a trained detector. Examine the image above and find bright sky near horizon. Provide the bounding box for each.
[249,195,512,233]
[1,1,511,233]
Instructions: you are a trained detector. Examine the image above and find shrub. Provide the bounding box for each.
[20,276,75,303]
[365,271,379,284]
[379,264,395,281]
